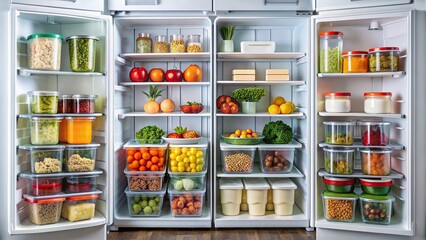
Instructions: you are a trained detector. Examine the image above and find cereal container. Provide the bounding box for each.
[27,33,63,71]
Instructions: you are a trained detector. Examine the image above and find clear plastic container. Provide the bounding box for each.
[168,169,206,191]
[360,148,392,176]
[219,178,243,216]
[187,34,202,53]
[322,191,357,222]
[243,178,270,216]
[65,175,98,193]
[323,147,355,175]
[24,176,64,196]
[27,33,63,71]
[267,178,297,216]
[259,148,294,173]
[359,178,392,195]
[368,47,400,72]
[360,194,395,224]
[323,177,355,193]
[136,33,152,53]
[19,145,65,174]
[168,142,208,173]
[30,117,62,145]
[59,118,68,143]
[125,185,166,217]
[359,121,391,146]
[66,35,99,72]
[124,140,168,172]
[319,31,343,73]
[170,34,185,53]
[364,92,392,114]
[125,169,165,192]
[154,35,168,53]
[25,196,65,225]
[65,117,95,144]
[324,92,351,113]
[58,94,74,113]
[323,121,355,145]
[169,183,205,217]
[65,144,99,172]
[28,91,59,114]
[220,146,255,173]
[61,194,98,222]
[342,51,368,73]
[72,94,97,113]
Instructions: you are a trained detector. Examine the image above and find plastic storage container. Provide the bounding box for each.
[267,178,297,216]
[219,178,244,216]
[368,47,400,72]
[323,176,355,193]
[360,178,392,195]
[27,33,62,71]
[323,147,355,175]
[168,169,207,191]
[319,31,343,73]
[136,33,152,53]
[65,117,95,144]
[364,92,392,114]
[170,34,185,53]
[168,142,207,173]
[61,194,98,222]
[324,92,351,113]
[65,144,99,172]
[360,194,395,224]
[342,51,368,73]
[72,94,96,113]
[323,121,355,145]
[168,184,205,217]
[59,118,68,143]
[359,121,391,146]
[30,117,62,145]
[360,148,392,176]
[154,35,168,53]
[322,191,357,222]
[125,141,168,172]
[66,35,99,72]
[58,94,74,113]
[25,196,65,225]
[28,91,59,114]
[259,148,294,173]
[221,146,255,173]
[187,34,202,53]
[243,178,270,216]
[65,175,98,193]
[25,176,64,196]
[19,145,65,174]
[125,169,165,191]
[125,185,166,217]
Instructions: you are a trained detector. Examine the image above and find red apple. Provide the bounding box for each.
[216,95,228,109]
[221,102,231,114]
[165,69,183,82]
[129,67,148,82]
[229,102,239,114]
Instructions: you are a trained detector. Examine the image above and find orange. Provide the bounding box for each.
[139,166,147,171]
[149,149,158,156]
[183,64,202,82]
[142,152,151,160]
[149,68,165,82]
[280,103,292,114]
[127,149,135,155]
[131,160,140,169]
[268,104,280,114]
[127,155,134,163]
[146,161,153,169]
[158,149,165,157]
[139,159,146,166]
[134,152,142,160]
[151,156,159,164]
[140,147,149,153]
[272,96,286,106]
[151,165,159,171]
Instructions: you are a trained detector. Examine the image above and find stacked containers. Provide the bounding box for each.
[359,178,394,224]
[125,184,167,217]
[220,145,255,173]
[259,147,295,173]
[61,194,98,221]
[322,191,357,222]
[243,178,270,216]
[24,196,65,225]
[267,178,297,216]
[219,178,243,216]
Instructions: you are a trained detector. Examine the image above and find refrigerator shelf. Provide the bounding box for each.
[18,113,103,118]
[217,165,304,178]
[217,80,305,86]
[18,68,105,77]
[119,52,211,61]
[318,112,406,119]
[217,112,305,118]
[118,111,211,119]
[318,169,404,179]
[119,81,210,86]
[317,71,406,78]
[19,169,103,178]
[219,139,303,149]
[23,190,103,200]
[217,52,306,60]
[318,141,405,150]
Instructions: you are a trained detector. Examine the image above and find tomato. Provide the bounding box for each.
[165,69,183,82]
[228,102,239,114]
[149,68,165,82]
[183,64,202,82]
[216,95,228,109]
[129,67,148,82]
[221,103,231,114]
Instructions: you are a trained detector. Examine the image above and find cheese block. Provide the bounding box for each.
[233,74,256,81]
[232,69,256,75]
[266,74,290,81]
[266,69,289,75]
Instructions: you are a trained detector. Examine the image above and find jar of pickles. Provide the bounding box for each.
[136,33,152,53]
[187,34,202,53]
[170,34,185,53]
[342,51,368,73]
[154,35,168,53]
[368,47,400,72]
[319,31,343,73]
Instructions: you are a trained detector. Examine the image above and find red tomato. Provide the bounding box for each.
[221,103,231,114]
[129,67,148,82]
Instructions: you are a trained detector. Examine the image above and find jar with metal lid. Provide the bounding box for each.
[187,34,202,53]
[325,92,351,113]
[368,47,400,72]
[364,92,392,113]
[136,33,152,53]
[319,31,343,73]
[170,34,185,53]
[342,51,368,73]
[153,35,168,53]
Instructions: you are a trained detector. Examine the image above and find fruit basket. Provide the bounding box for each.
[162,137,202,145]
[221,133,264,145]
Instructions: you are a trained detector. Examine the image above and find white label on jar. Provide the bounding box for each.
[325,99,351,113]
[364,98,392,113]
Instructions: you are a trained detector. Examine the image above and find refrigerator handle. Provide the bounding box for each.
[264,0,299,6]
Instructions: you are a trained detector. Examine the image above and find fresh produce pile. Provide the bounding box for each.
[126,146,166,172]
[167,126,199,139]
[129,64,202,82]
[262,120,293,144]
[180,101,204,114]
[169,147,205,173]
[268,96,296,114]
[170,193,203,216]
[135,125,165,144]
[171,176,204,191]
[129,194,162,216]
[216,95,239,114]
[222,128,263,145]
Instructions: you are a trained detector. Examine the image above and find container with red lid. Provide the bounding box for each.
[325,92,351,113]
[343,51,368,73]
[320,31,343,73]
[360,178,392,195]
[28,177,63,196]
[62,194,98,222]
[368,47,400,72]
[323,176,355,193]
[65,175,97,193]
[364,92,392,113]
[25,196,65,225]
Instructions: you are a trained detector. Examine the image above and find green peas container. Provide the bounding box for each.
[319,31,343,73]
[66,35,99,72]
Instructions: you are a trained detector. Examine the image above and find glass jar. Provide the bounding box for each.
[325,92,351,113]
[319,31,343,73]
[364,92,392,113]
[154,35,168,53]
[66,35,99,72]
[58,94,73,113]
[28,91,59,114]
[27,33,63,71]
[187,34,202,53]
[360,148,392,176]
[136,32,152,53]
[368,47,400,72]
[170,34,185,53]
[342,51,368,73]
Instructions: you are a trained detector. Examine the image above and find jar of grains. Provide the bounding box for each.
[187,34,202,53]
[342,51,368,73]
[154,35,168,53]
[136,33,152,53]
[319,31,344,73]
[170,34,185,53]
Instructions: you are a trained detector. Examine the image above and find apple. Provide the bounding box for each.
[165,69,183,82]
[228,102,239,114]
[221,103,231,114]
[129,67,148,82]
[216,95,228,109]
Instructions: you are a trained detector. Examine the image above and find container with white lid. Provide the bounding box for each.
[364,92,392,114]
[325,92,351,113]
[243,178,270,216]
[219,178,244,216]
[267,178,297,215]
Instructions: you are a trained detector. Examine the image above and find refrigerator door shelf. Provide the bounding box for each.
[11,0,103,12]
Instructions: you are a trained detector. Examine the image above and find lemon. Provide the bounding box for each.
[268,104,281,114]
[280,103,292,114]
[286,101,296,112]
[273,96,286,106]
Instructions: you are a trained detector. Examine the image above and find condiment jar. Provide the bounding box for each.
[364,92,392,113]
[136,33,152,53]
[319,31,343,73]
[187,34,202,53]
[325,92,351,113]
[170,34,185,53]
[154,35,168,53]
[342,51,368,73]
[368,47,400,72]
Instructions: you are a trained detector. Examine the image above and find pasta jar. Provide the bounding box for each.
[325,92,351,113]
[364,92,392,114]
[319,31,343,73]
[154,35,168,53]
[342,51,368,73]
[136,32,152,53]
[27,33,63,71]
[170,34,185,53]
[187,34,202,53]
[368,47,400,72]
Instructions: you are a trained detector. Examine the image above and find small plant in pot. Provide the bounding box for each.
[232,88,266,114]
[219,25,236,52]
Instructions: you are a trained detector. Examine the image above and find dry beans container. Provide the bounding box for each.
[324,92,351,113]
[25,196,65,225]
[72,94,97,113]
[342,51,368,73]
[62,194,98,222]
[323,147,355,175]
[28,91,59,114]
[259,148,295,173]
[220,146,255,173]
[319,31,343,73]
[154,35,168,53]
[136,32,152,53]
[360,148,392,176]
[219,178,244,216]
[27,33,62,71]
[368,47,400,72]
[58,94,74,113]
[125,169,166,192]
[243,178,270,216]
[66,35,98,72]
[187,34,202,53]
[322,191,357,222]
[364,92,392,114]
[170,34,185,53]
[267,178,297,216]
[19,145,65,174]
[30,117,62,145]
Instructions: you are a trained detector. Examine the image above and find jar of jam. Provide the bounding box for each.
[154,35,168,53]
[187,34,202,53]
[170,34,185,53]
[136,33,152,53]
[342,51,368,73]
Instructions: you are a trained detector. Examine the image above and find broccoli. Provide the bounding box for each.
[262,120,293,144]
[135,125,165,144]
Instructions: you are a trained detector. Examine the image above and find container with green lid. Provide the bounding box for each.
[360,193,395,225]
[322,190,357,222]
[66,35,99,72]
[27,33,63,71]
[360,178,392,195]
[323,177,355,193]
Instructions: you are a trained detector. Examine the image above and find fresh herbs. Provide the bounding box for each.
[135,125,165,144]
[219,25,236,40]
[232,88,265,103]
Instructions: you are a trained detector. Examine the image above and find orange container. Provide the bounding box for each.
[66,117,94,144]
[59,119,68,142]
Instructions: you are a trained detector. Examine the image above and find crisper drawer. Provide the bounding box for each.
[316,0,411,11]
[214,0,314,11]
[108,0,212,11]
[11,0,103,11]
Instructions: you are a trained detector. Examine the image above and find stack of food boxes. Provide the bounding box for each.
[232,69,256,81]
[265,69,289,81]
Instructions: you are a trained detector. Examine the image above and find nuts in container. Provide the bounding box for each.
[25,196,65,225]
[27,33,63,71]
[260,149,294,173]
[170,34,185,53]
[154,35,168,53]
[187,34,202,53]
[322,191,357,222]
[221,146,255,173]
